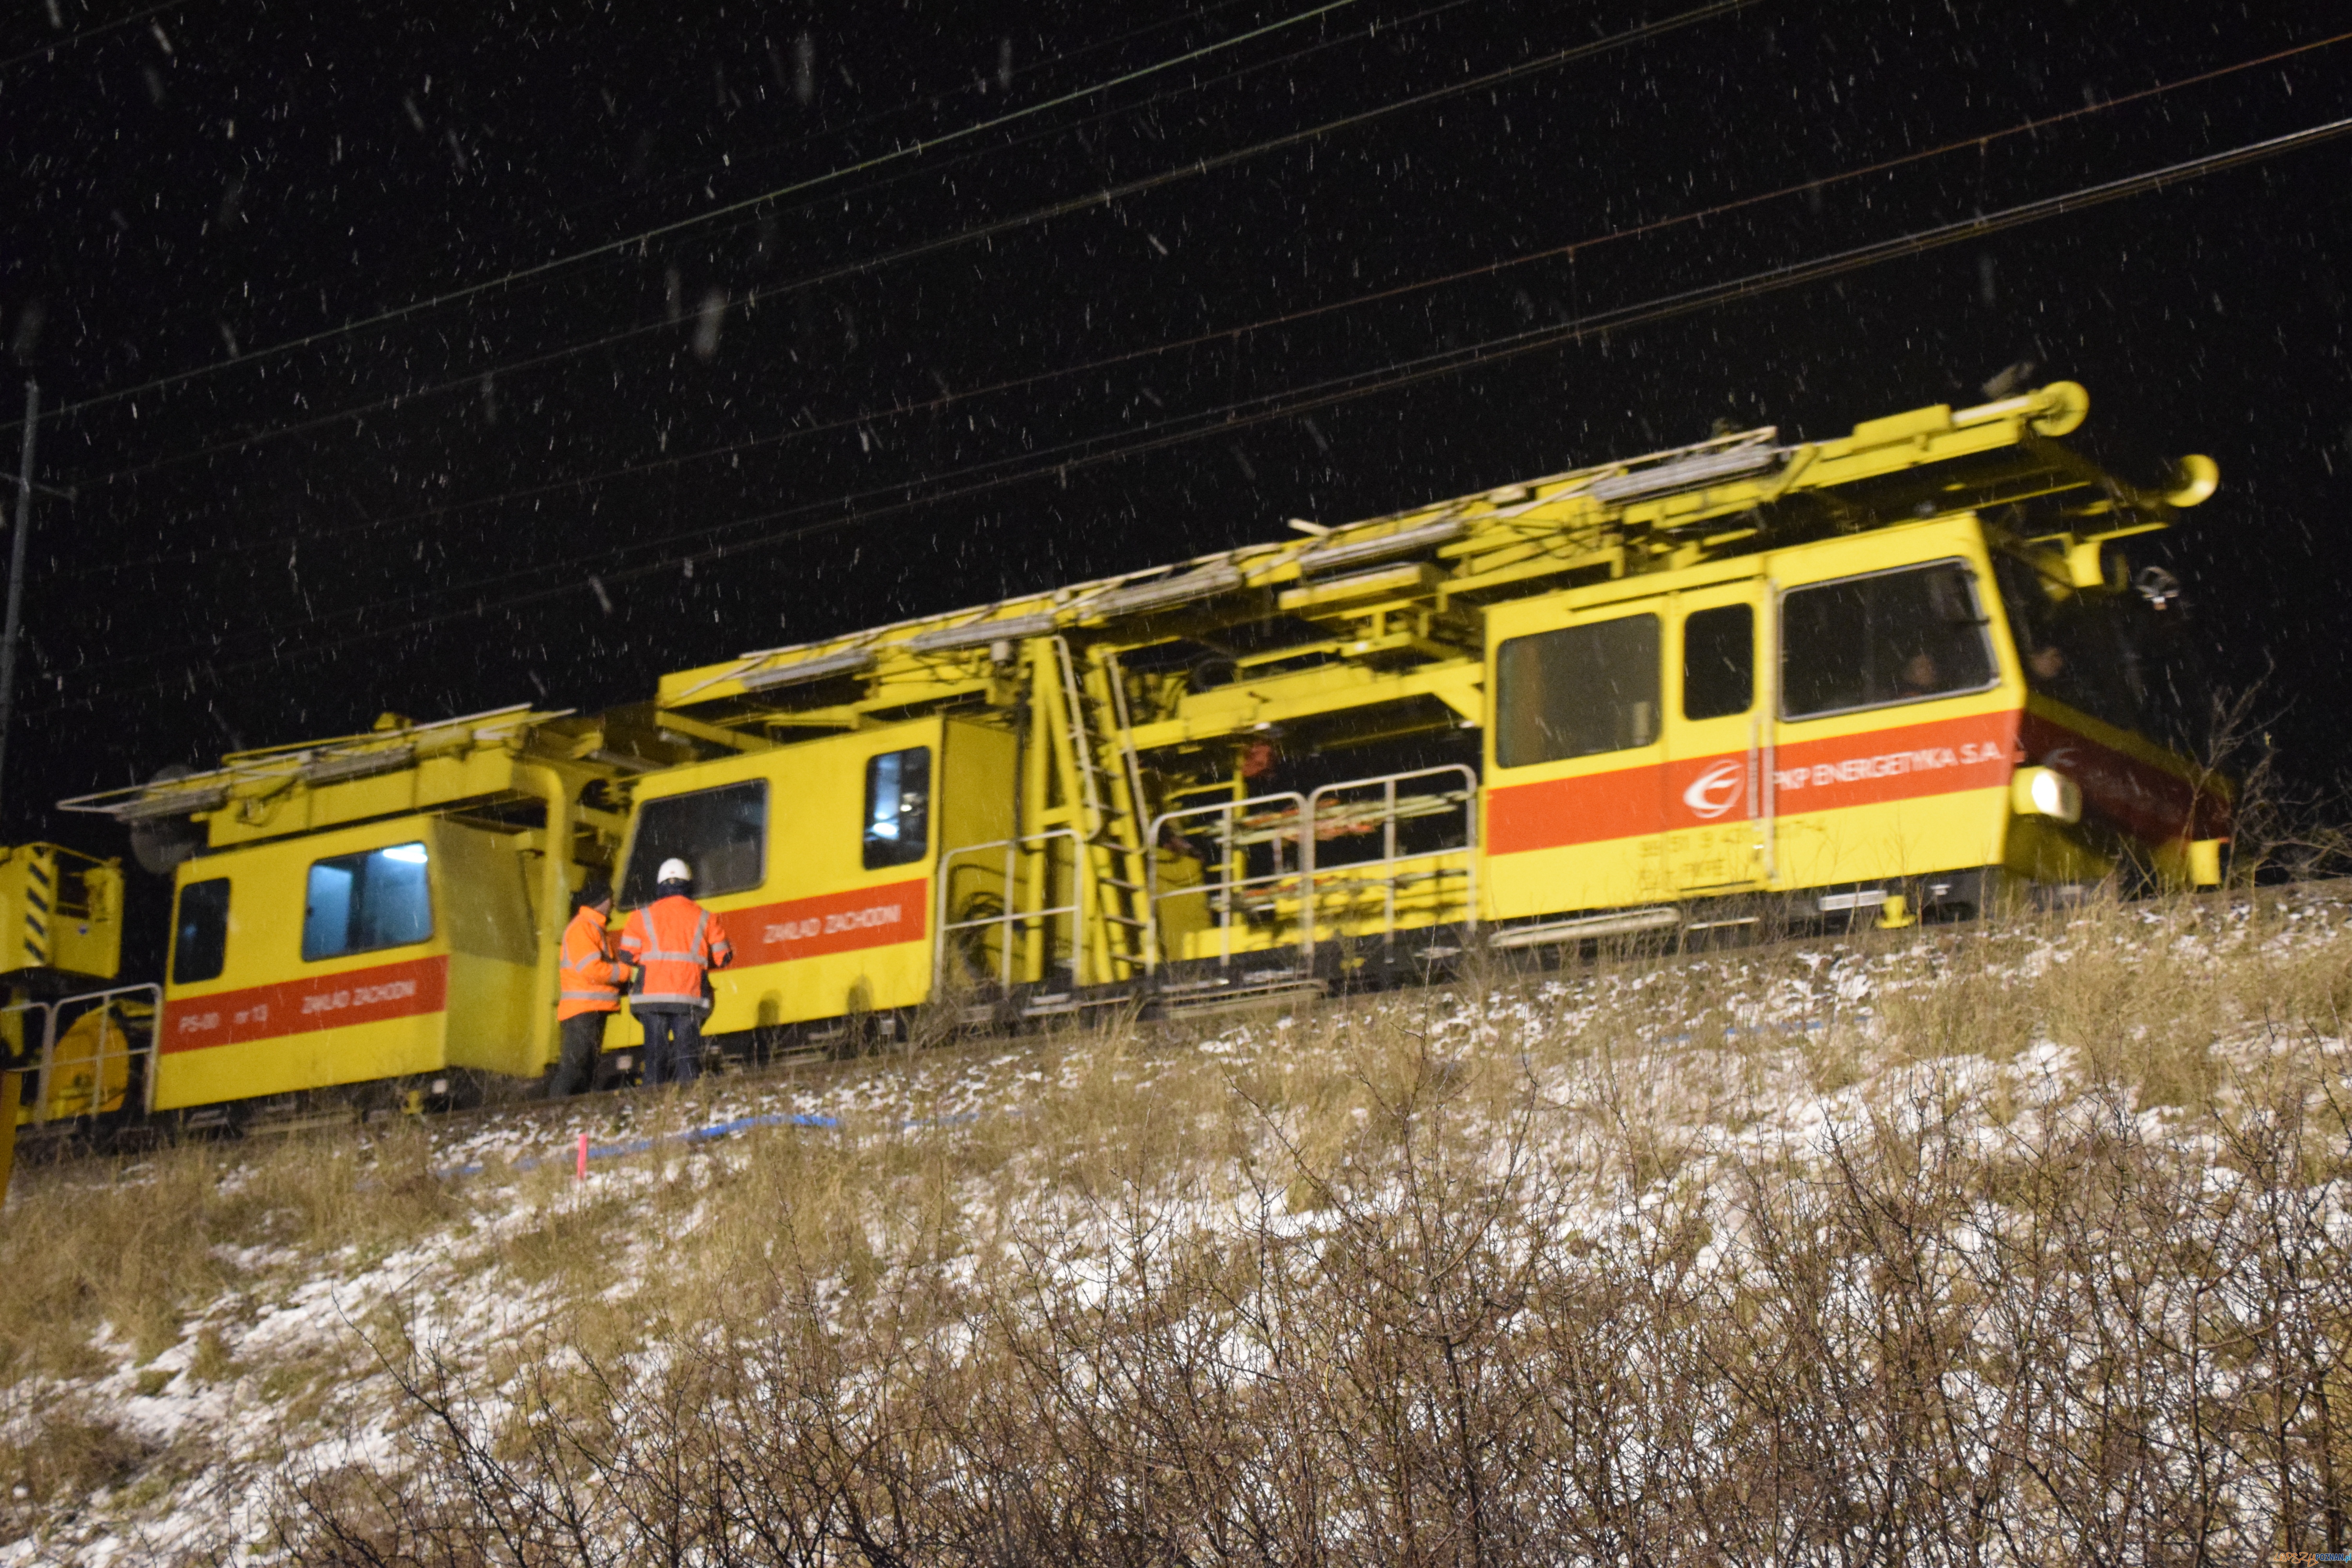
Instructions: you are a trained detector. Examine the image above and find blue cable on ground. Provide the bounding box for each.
[436,1108,843,1179]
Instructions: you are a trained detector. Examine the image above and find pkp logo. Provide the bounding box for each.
[1682,759,1746,820]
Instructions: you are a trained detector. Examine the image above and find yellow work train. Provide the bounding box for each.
[35,381,2228,1130]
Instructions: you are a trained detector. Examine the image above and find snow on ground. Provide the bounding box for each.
[7,888,2350,1561]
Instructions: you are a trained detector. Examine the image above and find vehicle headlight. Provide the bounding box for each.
[2011,766,2082,825]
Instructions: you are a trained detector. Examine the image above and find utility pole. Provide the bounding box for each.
[0,377,38,824]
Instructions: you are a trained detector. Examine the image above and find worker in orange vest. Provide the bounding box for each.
[619,857,735,1087]
[550,875,632,1097]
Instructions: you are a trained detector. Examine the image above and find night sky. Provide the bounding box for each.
[4,0,2348,965]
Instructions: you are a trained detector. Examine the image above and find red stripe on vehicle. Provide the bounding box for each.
[1485,755,1669,854]
[162,953,448,1054]
[728,878,929,967]
[2018,711,2227,845]
[1767,711,2020,817]
[1487,711,2023,857]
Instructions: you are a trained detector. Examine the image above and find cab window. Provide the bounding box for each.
[302,842,432,962]
[1682,604,1754,720]
[1495,614,1660,767]
[1992,554,2171,736]
[1781,561,1994,720]
[863,748,932,869]
[622,781,768,906]
[171,878,230,985]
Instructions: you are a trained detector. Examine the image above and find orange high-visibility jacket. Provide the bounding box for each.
[558,906,633,1021]
[619,895,735,1011]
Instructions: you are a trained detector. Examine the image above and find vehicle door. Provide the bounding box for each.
[1482,597,1669,919]
[1663,578,1772,894]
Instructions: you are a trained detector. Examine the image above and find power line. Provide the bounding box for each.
[462,0,1290,226]
[23,0,1367,429]
[33,111,2350,714]
[56,0,1644,492]
[0,0,192,72]
[55,26,2345,585]
[207,0,1399,344]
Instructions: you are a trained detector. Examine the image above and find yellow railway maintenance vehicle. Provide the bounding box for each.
[64,381,2229,1114]
[60,706,677,1127]
[613,378,2227,1045]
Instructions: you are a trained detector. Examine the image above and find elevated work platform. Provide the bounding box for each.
[652,380,2207,750]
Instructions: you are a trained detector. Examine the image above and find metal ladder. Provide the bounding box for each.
[1049,637,1154,982]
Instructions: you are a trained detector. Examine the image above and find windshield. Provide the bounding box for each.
[1992,553,2204,752]
[1781,561,1996,719]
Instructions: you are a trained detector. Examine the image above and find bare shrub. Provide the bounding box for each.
[0,887,2316,1560]
[269,1012,2352,1560]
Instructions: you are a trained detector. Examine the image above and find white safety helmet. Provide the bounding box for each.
[656,857,693,885]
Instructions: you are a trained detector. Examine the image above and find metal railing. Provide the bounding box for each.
[13,982,161,1123]
[934,829,1083,993]
[1303,764,1478,955]
[1145,791,1311,971]
[930,768,1481,994]
[1145,766,1479,973]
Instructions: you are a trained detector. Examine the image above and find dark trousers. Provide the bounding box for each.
[550,1011,610,1097]
[637,1008,704,1087]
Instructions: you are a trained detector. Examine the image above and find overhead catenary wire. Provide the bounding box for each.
[57,0,1736,493]
[47,113,2352,680]
[53,27,2348,586]
[348,0,1293,255]
[17,0,1368,430]
[208,0,1485,339]
[32,112,2352,715]
[0,0,194,73]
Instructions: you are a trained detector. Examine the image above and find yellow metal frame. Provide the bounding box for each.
[68,382,2229,1110]
[64,706,640,1112]
[0,843,123,982]
[604,715,1017,1044]
[644,380,2220,984]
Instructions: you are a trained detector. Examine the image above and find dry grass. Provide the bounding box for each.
[0,1401,154,1540]
[11,887,2352,1559]
[0,1118,457,1384]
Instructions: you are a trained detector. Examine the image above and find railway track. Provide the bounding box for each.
[19,873,2334,1171]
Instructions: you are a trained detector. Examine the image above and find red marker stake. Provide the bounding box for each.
[576,1132,588,1181]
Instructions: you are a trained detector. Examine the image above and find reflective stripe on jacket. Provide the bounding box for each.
[557,906,632,1021]
[619,895,735,1010]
